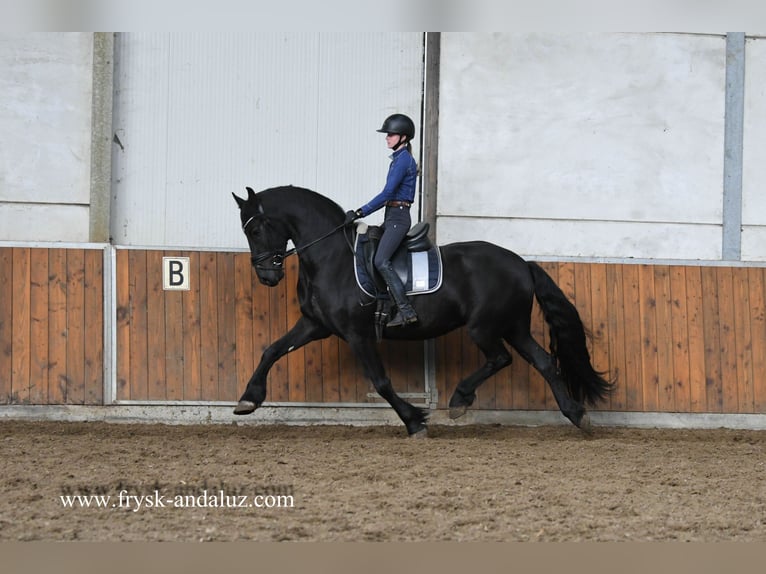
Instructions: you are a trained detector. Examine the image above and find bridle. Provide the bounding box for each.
[242,215,350,272]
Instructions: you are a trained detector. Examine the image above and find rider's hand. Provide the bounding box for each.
[343,209,362,226]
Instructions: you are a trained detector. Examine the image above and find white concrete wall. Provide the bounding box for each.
[742,37,766,262]
[437,32,730,261]
[0,33,93,243]
[110,33,424,249]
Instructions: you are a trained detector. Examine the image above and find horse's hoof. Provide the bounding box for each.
[409,427,428,439]
[233,401,258,415]
[577,412,593,434]
[449,405,467,420]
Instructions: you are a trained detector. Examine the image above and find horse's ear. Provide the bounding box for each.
[232,192,246,209]
[246,186,256,201]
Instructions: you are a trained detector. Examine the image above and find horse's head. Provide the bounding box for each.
[232,187,290,287]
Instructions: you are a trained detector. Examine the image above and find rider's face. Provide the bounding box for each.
[386,133,404,149]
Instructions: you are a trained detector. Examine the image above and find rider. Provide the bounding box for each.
[344,113,419,327]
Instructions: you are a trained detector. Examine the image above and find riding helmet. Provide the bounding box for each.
[377,113,415,139]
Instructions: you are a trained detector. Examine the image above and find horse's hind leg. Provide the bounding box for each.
[348,337,428,438]
[448,334,512,420]
[507,331,589,431]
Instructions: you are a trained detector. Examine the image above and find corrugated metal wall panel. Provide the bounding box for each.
[112,33,424,249]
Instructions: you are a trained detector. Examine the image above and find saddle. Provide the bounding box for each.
[353,221,443,338]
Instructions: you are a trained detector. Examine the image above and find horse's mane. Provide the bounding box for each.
[258,185,345,222]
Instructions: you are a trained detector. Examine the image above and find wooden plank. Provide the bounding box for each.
[436,329,462,409]
[234,252,255,403]
[320,336,341,402]
[669,266,691,412]
[748,268,766,412]
[163,251,185,401]
[11,248,31,403]
[700,267,722,412]
[684,266,707,412]
[83,249,103,405]
[182,252,202,400]
[199,251,219,401]
[731,267,754,412]
[653,265,675,411]
[717,267,739,413]
[588,263,611,407]
[66,249,85,404]
[622,264,643,411]
[305,339,324,403]
[216,252,238,401]
[115,250,131,401]
[338,337,360,403]
[606,264,627,410]
[145,251,167,400]
[638,264,660,412]
[128,250,148,400]
[48,249,68,404]
[29,249,49,404]
[0,249,14,404]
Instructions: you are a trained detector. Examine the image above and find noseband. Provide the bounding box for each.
[242,215,348,272]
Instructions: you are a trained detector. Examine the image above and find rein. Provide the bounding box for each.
[243,216,351,271]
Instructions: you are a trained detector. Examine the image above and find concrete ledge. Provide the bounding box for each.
[1,405,766,430]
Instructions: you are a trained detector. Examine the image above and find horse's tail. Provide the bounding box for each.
[527,261,614,406]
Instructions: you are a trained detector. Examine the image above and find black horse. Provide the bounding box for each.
[232,185,612,437]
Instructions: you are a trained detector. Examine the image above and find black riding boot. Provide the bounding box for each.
[378,263,418,327]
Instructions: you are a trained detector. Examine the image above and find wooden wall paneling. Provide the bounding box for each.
[732,267,754,412]
[83,249,104,404]
[638,264,660,412]
[216,252,239,402]
[198,252,219,401]
[337,339,360,403]
[684,266,707,412]
[700,267,723,412]
[29,249,49,404]
[748,267,766,412]
[115,250,130,400]
[320,336,341,403]
[11,248,31,403]
[127,250,148,400]
[605,264,626,410]
[163,252,186,401]
[621,264,644,411]
[653,266,676,411]
[0,249,11,404]
[669,266,692,412]
[589,263,611,408]
[145,250,167,400]
[48,249,68,404]
[65,250,86,404]
[181,252,202,400]
[717,267,739,413]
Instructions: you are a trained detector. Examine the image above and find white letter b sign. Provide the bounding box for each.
[163,257,190,291]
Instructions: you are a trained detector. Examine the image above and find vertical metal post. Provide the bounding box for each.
[422,33,441,410]
[89,32,115,243]
[722,32,745,261]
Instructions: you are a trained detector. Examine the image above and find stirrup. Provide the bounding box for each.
[386,306,418,328]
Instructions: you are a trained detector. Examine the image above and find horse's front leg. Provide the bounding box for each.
[347,336,429,438]
[234,316,330,415]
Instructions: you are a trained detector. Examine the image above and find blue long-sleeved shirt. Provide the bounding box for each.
[359,148,418,216]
